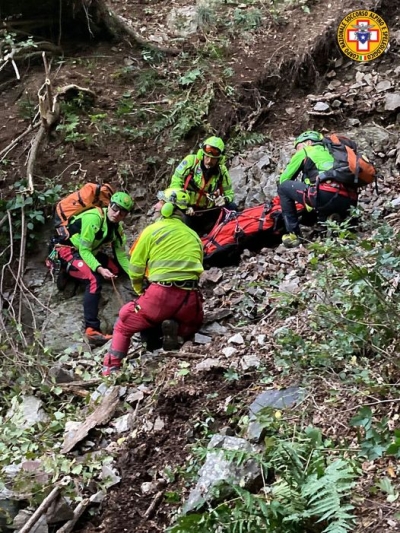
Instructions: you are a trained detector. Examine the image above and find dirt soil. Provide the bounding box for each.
[1,0,388,209]
[1,0,399,531]
[98,369,257,533]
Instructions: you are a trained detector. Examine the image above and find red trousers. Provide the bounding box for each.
[57,246,120,330]
[107,283,204,361]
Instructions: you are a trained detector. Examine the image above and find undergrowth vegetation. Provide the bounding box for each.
[1,208,400,528]
[274,219,400,368]
[1,0,398,529]
[166,217,400,532]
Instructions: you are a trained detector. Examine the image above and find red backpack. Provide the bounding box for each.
[320,134,377,189]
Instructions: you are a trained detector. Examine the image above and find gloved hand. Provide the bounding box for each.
[186,207,195,216]
[214,195,226,207]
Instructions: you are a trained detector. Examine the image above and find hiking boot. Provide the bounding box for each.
[102,354,121,377]
[85,327,113,347]
[161,319,179,351]
[56,268,69,292]
[326,213,343,224]
[282,233,301,248]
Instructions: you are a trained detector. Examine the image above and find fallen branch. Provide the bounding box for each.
[19,486,61,533]
[341,397,400,413]
[55,499,90,533]
[57,379,102,396]
[144,490,165,519]
[56,84,96,99]
[307,110,339,116]
[61,386,121,453]
[0,122,40,162]
[142,99,170,105]
[57,378,103,389]
[161,351,205,359]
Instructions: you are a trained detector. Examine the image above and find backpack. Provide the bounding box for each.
[54,182,114,240]
[319,134,377,189]
[201,197,306,268]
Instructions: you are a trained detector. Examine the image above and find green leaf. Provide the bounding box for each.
[349,406,372,428]
[379,477,395,495]
[71,464,83,475]
[178,68,202,86]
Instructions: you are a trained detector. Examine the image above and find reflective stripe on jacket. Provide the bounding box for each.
[129,216,204,294]
[170,154,234,208]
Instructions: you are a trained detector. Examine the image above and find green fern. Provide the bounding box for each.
[169,431,358,533]
[302,459,357,533]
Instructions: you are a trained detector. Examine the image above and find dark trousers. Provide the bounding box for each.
[278,181,357,235]
[57,247,122,330]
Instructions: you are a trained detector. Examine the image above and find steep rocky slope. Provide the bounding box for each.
[1,1,400,532]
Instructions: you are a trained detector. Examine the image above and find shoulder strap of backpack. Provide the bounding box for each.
[94,183,101,203]
[183,158,200,191]
[103,184,114,197]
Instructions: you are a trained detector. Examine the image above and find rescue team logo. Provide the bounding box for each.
[337,10,389,62]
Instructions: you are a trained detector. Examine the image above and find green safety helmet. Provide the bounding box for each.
[157,188,190,217]
[110,192,134,212]
[294,130,323,148]
[202,136,225,158]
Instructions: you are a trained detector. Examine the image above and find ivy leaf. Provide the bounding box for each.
[71,464,83,475]
[349,406,372,429]
[178,68,202,86]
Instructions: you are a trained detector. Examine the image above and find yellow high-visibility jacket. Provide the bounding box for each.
[129,216,204,294]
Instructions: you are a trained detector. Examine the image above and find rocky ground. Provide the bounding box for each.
[1,0,400,532]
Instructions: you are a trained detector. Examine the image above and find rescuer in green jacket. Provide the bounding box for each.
[278,130,358,248]
[102,189,204,376]
[57,192,134,345]
[169,136,237,234]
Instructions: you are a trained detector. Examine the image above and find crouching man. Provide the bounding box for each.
[102,189,204,376]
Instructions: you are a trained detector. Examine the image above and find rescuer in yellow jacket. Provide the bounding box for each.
[102,189,204,376]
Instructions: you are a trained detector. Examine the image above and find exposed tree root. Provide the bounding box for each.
[26,55,96,194]
[95,0,182,56]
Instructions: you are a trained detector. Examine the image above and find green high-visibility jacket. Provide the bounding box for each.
[279,144,334,185]
[68,207,130,274]
[129,216,204,295]
[170,154,234,208]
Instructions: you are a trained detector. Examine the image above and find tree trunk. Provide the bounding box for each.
[2,0,182,55]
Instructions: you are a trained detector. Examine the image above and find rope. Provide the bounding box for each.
[111,277,125,308]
